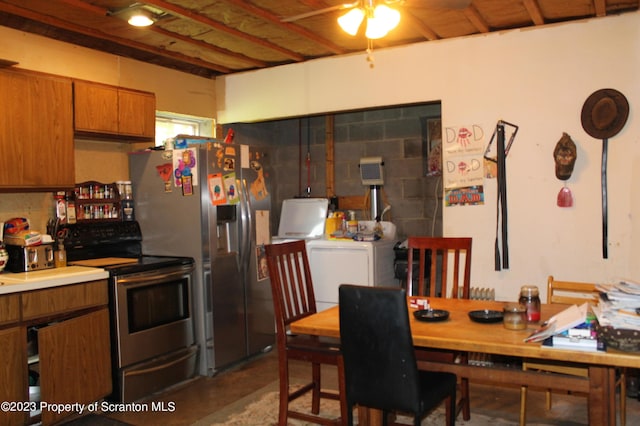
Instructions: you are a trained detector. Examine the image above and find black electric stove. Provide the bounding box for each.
[58,221,193,274]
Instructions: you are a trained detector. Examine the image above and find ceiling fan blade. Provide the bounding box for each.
[281,2,359,23]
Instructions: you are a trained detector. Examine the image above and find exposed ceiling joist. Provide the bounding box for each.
[0,0,635,79]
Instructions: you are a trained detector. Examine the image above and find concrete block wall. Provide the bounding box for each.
[226,102,442,241]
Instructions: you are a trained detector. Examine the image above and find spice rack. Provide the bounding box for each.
[74,181,121,221]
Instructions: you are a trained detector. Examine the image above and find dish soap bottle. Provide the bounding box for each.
[55,240,67,268]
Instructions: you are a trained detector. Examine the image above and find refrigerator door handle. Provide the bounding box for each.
[239,178,252,270]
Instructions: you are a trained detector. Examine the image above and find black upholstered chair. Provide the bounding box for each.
[339,284,457,426]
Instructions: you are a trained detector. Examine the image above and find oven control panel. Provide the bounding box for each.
[59,221,143,261]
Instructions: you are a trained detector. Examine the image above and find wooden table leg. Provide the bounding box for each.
[588,365,614,425]
[357,406,384,426]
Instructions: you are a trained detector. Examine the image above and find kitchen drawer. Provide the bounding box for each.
[21,279,108,321]
[0,293,21,326]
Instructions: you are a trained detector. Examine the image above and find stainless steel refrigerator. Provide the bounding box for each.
[129,143,275,376]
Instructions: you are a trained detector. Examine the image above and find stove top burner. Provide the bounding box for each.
[103,255,194,276]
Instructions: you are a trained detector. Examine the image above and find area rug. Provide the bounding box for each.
[192,381,552,426]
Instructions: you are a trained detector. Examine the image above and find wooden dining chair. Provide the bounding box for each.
[519,275,626,426]
[339,284,457,426]
[264,240,348,426]
[406,236,472,299]
[406,236,472,421]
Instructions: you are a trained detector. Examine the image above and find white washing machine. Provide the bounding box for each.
[274,198,399,311]
[306,238,398,311]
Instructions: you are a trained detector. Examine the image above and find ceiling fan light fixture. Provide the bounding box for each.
[128,11,155,27]
[374,4,400,31]
[365,4,400,39]
[337,7,365,36]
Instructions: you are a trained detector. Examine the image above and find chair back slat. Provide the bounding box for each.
[265,240,317,342]
[406,237,472,298]
[547,275,599,305]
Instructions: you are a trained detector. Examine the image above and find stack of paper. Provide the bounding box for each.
[524,303,591,343]
[594,279,640,330]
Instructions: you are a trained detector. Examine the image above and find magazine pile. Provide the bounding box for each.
[524,302,605,352]
[593,279,640,329]
[592,279,640,352]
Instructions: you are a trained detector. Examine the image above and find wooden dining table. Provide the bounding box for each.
[290,297,640,425]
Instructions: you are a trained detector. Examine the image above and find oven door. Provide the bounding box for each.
[113,264,195,367]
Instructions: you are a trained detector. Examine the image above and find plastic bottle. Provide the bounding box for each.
[55,242,67,268]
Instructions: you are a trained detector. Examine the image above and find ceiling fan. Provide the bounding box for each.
[282,0,471,67]
[281,0,472,24]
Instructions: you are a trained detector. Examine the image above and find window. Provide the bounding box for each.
[155,112,215,147]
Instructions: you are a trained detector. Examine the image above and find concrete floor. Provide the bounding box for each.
[101,349,639,425]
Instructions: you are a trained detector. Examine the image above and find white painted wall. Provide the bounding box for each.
[216,13,640,300]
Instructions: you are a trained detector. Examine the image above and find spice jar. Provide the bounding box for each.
[519,285,541,323]
[503,304,527,330]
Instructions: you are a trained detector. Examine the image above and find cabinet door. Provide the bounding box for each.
[118,88,156,138]
[0,293,21,326]
[0,70,74,189]
[38,308,112,425]
[0,326,28,426]
[73,81,119,134]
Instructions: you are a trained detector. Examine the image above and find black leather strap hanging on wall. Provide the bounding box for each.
[494,123,508,271]
[486,120,518,271]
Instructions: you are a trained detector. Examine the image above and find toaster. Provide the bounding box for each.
[5,244,55,272]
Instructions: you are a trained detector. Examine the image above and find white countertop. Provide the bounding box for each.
[0,266,109,294]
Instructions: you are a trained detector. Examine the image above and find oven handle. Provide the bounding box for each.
[122,347,197,377]
[115,267,193,288]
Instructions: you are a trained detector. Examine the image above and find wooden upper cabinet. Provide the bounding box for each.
[73,80,156,140]
[73,81,119,134]
[0,69,75,190]
[119,88,156,138]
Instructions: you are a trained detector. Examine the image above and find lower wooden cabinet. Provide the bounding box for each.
[0,280,112,425]
[0,326,28,426]
[39,308,112,425]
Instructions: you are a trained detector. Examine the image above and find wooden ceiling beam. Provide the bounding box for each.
[225,0,347,55]
[143,0,306,62]
[150,26,268,68]
[405,11,441,41]
[0,2,232,74]
[593,0,607,17]
[463,4,490,33]
[60,0,266,70]
[523,0,545,25]
[59,0,108,16]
